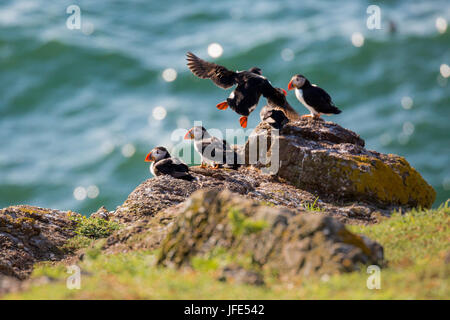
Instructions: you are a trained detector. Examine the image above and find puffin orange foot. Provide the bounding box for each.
[301,114,313,119]
[216,101,228,110]
[239,116,248,128]
[200,163,207,168]
[212,164,220,169]
[313,114,322,120]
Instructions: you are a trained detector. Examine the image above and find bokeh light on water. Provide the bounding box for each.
[152,106,167,121]
[435,17,447,34]
[401,96,413,110]
[162,68,177,82]
[351,32,364,47]
[121,144,136,158]
[281,48,295,62]
[207,43,223,58]
[440,64,450,78]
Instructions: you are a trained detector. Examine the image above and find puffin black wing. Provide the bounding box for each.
[154,158,195,181]
[186,52,237,89]
[262,84,300,120]
[261,81,286,106]
[303,86,341,114]
[200,136,228,159]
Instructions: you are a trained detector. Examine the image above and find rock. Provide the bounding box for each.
[218,265,265,286]
[112,167,255,223]
[90,206,111,220]
[157,189,384,280]
[104,204,180,254]
[0,205,77,279]
[0,275,22,295]
[244,119,436,208]
[111,166,390,225]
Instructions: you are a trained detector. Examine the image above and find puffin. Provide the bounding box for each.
[260,106,289,130]
[186,52,288,128]
[260,88,290,129]
[287,74,342,119]
[145,146,195,181]
[184,126,239,169]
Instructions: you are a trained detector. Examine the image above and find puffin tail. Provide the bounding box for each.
[331,105,342,114]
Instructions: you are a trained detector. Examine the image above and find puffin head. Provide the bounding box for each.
[145,146,170,162]
[288,74,307,90]
[184,126,208,140]
[248,67,262,75]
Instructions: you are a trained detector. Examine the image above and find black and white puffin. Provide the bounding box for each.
[145,146,195,181]
[287,74,342,119]
[260,106,289,130]
[184,126,239,169]
[260,88,290,129]
[186,52,288,128]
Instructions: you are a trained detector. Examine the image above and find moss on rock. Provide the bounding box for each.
[158,189,384,281]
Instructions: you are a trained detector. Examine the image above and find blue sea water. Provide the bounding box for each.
[0,0,449,215]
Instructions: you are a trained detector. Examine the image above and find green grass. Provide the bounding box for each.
[69,214,120,239]
[228,208,268,236]
[4,202,449,300]
[348,201,449,265]
[62,235,93,253]
[59,215,120,253]
[303,197,323,212]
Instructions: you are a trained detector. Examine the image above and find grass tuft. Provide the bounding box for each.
[303,196,323,212]
[69,215,120,239]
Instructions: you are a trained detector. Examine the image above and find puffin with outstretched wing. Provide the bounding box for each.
[186,52,295,128]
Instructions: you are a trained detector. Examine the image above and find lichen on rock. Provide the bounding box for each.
[244,119,436,208]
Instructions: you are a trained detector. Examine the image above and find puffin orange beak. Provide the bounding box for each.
[282,89,287,96]
[184,128,194,140]
[287,80,294,91]
[145,152,154,162]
